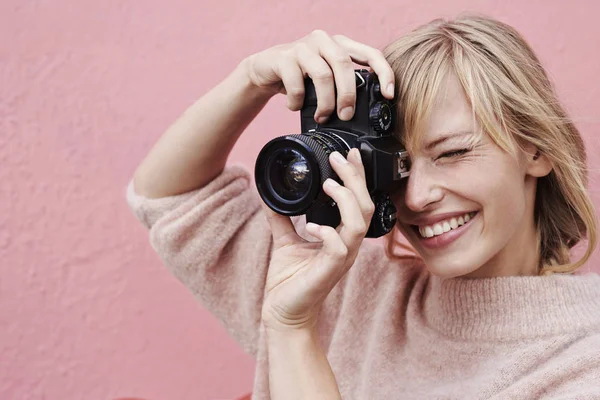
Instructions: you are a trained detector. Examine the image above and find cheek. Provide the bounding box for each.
[470,160,528,227]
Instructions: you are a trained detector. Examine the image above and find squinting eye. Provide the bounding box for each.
[439,148,470,159]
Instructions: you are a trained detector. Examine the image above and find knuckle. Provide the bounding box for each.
[312,68,333,82]
[337,90,356,106]
[310,29,328,39]
[293,42,311,54]
[280,45,295,57]
[349,162,361,174]
[280,52,297,65]
[333,54,353,66]
[362,210,374,224]
[287,86,305,99]
[364,201,376,216]
[321,225,336,236]
[344,226,365,242]
[373,48,385,59]
[337,245,348,258]
[344,166,360,180]
[351,220,368,235]
[288,102,303,112]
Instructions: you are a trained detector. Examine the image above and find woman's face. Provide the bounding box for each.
[394,72,548,278]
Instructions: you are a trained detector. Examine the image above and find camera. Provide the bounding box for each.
[254,69,411,238]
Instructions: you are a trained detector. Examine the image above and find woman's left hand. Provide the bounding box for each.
[260,148,375,332]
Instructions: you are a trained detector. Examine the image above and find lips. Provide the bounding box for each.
[416,212,477,238]
[407,211,479,250]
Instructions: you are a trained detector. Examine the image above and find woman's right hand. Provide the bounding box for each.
[243,30,395,124]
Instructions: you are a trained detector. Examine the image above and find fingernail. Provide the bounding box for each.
[324,178,340,188]
[387,83,394,96]
[353,148,361,162]
[340,106,354,121]
[316,115,328,124]
[331,151,348,164]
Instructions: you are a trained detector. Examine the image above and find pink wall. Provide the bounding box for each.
[2,0,599,399]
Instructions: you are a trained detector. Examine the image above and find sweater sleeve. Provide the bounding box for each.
[126,164,305,356]
[540,333,600,399]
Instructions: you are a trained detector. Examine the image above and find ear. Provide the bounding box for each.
[523,144,552,178]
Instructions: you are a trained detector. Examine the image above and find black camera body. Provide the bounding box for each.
[255,69,410,238]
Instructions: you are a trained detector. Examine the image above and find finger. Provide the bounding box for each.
[329,150,375,226]
[322,177,368,249]
[303,224,349,292]
[348,148,366,182]
[260,200,299,249]
[310,30,357,121]
[276,56,305,111]
[294,43,336,123]
[332,35,395,99]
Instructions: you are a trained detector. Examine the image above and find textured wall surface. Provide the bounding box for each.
[2,0,599,399]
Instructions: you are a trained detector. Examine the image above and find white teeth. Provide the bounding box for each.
[442,222,451,233]
[416,212,475,238]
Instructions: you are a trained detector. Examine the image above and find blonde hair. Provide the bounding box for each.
[381,14,596,275]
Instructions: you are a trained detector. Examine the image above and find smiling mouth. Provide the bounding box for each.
[410,211,478,239]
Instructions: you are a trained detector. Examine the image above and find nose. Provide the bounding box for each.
[402,162,444,212]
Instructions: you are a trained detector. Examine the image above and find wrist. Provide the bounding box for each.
[261,308,320,335]
[264,321,319,342]
[264,319,342,399]
[265,324,321,357]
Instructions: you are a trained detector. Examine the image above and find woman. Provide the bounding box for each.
[127,14,600,399]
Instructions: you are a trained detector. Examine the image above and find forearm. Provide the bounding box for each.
[133,57,274,198]
[265,326,342,400]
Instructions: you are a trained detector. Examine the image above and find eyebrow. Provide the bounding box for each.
[425,131,474,151]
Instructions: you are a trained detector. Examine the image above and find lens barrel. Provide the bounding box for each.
[255,132,348,216]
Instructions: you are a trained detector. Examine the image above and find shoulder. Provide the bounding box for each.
[541,330,600,396]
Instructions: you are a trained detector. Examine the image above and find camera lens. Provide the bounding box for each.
[268,149,312,201]
[255,132,347,216]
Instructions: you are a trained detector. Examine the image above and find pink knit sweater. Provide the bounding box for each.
[126,165,600,399]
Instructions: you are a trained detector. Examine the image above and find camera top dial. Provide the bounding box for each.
[369,102,392,134]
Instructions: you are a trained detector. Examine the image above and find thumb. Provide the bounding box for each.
[260,200,299,249]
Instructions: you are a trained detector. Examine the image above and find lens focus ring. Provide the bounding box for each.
[301,133,344,187]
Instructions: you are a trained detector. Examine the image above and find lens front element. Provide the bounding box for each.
[268,148,312,202]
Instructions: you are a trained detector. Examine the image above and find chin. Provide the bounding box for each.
[419,255,485,279]
[397,216,491,279]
